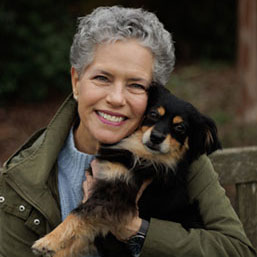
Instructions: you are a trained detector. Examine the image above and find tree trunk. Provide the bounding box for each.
[237,0,257,122]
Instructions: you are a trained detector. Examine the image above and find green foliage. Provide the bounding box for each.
[0,0,238,104]
[0,0,75,103]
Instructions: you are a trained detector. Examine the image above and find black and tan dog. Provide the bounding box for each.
[32,84,221,257]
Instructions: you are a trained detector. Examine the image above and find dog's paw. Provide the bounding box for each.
[32,238,56,257]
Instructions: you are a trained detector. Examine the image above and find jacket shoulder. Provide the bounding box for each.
[2,128,46,172]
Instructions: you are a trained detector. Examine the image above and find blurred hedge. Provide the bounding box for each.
[0,0,75,103]
[0,0,237,104]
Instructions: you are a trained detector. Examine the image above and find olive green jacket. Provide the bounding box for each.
[0,95,256,257]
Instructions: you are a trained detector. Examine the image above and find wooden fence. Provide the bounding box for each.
[210,146,257,249]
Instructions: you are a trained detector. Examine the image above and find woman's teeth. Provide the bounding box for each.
[98,111,125,122]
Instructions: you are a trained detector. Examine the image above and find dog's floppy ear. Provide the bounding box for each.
[147,83,169,108]
[201,115,222,155]
[189,113,222,159]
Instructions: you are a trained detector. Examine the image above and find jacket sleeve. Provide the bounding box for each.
[140,155,257,257]
[0,172,49,257]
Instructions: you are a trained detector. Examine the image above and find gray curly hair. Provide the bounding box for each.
[70,6,175,85]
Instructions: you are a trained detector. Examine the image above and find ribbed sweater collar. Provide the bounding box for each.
[58,128,94,220]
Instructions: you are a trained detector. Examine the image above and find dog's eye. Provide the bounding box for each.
[173,123,186,134]
[147,110,160,121]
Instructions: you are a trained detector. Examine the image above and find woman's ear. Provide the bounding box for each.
[71,67,79,101]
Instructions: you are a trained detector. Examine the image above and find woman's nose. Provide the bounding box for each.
[106,84,126,106]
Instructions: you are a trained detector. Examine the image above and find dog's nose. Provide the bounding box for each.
[150,130,166,144]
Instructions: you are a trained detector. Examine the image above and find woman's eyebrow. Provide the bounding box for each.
[128,77,150,85]
[94,69,113,77]
[129,77,147,82]
[94,69,149,84]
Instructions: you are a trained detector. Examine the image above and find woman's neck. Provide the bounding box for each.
[73,126,99,155]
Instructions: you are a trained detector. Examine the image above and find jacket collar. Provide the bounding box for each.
[4,94,77,227]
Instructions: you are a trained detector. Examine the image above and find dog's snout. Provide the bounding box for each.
[150,130,166,144]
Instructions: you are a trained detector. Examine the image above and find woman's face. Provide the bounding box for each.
[72,40,153,154]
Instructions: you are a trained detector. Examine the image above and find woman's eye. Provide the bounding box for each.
[128,84,147,94]
[94,75,109,82]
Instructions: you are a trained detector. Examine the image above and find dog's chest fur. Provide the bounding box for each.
[97,146,203,229]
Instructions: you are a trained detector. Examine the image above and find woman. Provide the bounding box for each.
[0,6,256,257]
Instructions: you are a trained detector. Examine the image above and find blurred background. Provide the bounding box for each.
[0,0,257,164]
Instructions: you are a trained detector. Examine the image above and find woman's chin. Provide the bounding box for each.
[97,133,124,145]
[99,138,121,145]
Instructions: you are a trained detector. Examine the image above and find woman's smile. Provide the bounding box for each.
[96,110,127,126]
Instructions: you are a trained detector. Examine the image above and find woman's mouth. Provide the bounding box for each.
[96,111,127,126]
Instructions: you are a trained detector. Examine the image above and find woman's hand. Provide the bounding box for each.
[120,178,152,239]
[82,170,95,203]
[82,159,152,239]
[82,160,99,203]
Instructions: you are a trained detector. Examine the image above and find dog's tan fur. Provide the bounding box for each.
[93,160,131,182]
[33,209,134,257]
[114,127,189,169]
[173,116,183,124]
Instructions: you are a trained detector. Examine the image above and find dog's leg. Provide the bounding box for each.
[32,161,138,257]
[32,212,109,257]
[50,242,97,257]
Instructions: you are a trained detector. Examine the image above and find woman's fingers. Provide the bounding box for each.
[82,170,95,203]
[90,159,98,177]
[136,178,152,203]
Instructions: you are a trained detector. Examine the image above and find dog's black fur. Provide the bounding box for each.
[75,84,221,256]
[32,84,221,257]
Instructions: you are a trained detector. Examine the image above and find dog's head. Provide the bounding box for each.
[113,84,221,168]
[143,84,221,161]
